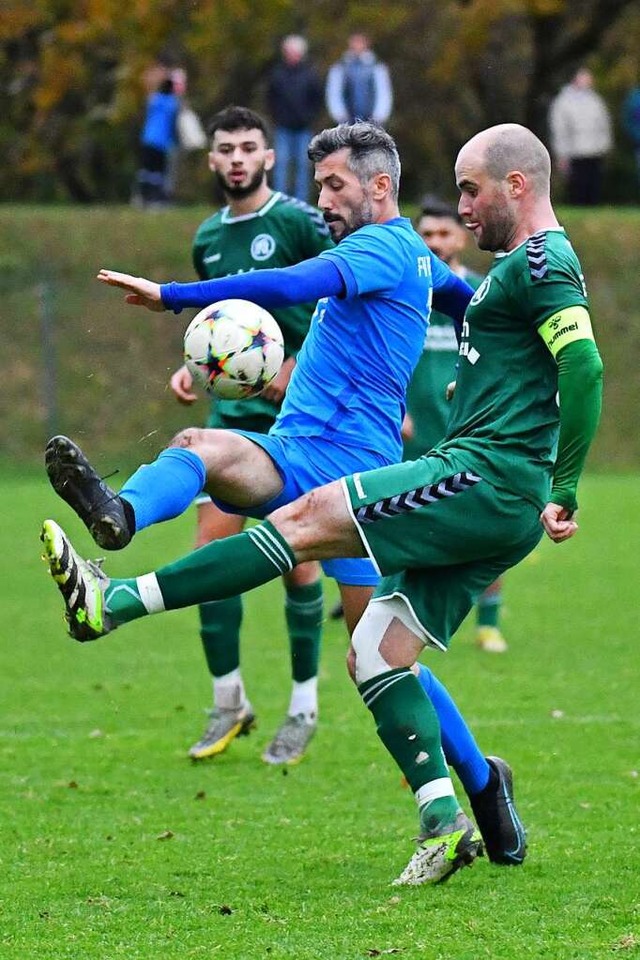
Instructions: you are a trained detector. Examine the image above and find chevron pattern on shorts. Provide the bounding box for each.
[355,471,483,524]
[526,231,548,280]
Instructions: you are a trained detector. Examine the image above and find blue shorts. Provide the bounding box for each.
[212,431,390,587]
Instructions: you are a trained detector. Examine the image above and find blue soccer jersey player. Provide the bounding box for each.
[45,122,525,866]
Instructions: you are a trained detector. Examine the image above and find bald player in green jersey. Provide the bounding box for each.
[405,197,509,654]
[43,123,603,886]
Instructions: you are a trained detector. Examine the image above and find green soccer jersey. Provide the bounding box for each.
[437,229,589,510]
[403,267,483,461]
[192,191,333,424]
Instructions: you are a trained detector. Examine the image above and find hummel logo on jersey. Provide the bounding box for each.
[355,472,482,524]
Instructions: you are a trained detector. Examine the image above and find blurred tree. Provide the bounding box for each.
[1,0,639,203]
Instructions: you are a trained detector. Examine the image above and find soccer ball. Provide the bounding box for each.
[183,299,284,399]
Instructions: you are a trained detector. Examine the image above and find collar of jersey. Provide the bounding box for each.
[494,227,566,259]
[220,191,282,224]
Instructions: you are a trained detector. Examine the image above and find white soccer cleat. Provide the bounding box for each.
[393,812,483,886]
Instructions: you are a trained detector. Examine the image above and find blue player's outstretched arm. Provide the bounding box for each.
[161,258,346,313]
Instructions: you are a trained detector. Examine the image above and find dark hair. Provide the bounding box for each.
[419,194,462,224]
[206,105,272,145]
[308,121,400,200]
[158,78,174,95]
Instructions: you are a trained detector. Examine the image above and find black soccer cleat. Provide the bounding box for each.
[469,756,527,865]
[45,435,133,550]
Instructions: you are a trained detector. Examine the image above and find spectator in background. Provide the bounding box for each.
[548,66,612,206]
[267,35,324,202]
[325,31,392,126]
[134,76,180,208]
[622,78,640,192]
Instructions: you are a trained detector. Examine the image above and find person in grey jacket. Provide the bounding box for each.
[325,32,392,126]
[548,67,612,205]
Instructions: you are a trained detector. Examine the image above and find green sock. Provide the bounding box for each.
[476,587,502,628]
[104,520,296,625]
[359,668,459,831]
[285,580,323,683]
[199,597,242,677]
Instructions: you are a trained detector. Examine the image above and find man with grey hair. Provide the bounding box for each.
[267,34,324,202]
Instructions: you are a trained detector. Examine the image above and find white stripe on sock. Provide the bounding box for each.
[248,526,293,571]
[136,573,166,614]
[414,778,456,808]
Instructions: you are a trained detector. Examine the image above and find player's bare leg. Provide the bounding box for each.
[45,428,284,550]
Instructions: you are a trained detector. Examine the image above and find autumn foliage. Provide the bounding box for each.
[2,0,639,203]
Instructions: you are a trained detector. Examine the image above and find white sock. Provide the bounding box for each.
[213,669,248,711]
[288,677,318,722]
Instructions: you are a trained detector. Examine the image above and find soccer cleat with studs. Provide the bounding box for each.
[469,756,527,865]
[393,811,483,886]
[41,518,114,642]
[188,706,257,760]
[261,713,317,766]
[45,435,132,550]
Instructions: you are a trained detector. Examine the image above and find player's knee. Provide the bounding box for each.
[351,605,393,686]
[267,492,317,552]
[167,426,206,450]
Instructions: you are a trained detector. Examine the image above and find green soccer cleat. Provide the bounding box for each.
[393,811,483,886]
[188,705,256,760]
[41,518,114,642]
[261,713,317,766]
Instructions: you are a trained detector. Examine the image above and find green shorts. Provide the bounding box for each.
[342,451,543,650]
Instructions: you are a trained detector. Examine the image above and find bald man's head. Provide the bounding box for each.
[462,124,551,197]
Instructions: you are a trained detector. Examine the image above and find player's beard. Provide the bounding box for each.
[326,193,375,242]
[476,206,517,252]
[215,164,266,199]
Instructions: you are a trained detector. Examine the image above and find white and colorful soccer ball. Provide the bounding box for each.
[183,299,284,399]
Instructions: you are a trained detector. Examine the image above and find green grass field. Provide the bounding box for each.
[1,470,638,959]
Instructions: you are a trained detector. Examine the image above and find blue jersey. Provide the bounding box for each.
[272,217,453,463]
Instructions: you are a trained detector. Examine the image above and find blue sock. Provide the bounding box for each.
[119,447,207,532]
[416,663,490,796]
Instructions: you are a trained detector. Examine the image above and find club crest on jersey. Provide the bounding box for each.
[251,233,276,261]
[469,276,492,305]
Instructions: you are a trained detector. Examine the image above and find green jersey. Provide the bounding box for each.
[403,267,483,461]
[437,229,589,510]
[192,191,333,423]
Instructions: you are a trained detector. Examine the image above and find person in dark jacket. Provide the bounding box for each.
[266,35,324,202]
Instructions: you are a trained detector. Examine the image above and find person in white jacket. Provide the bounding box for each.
[325,32,392,126]
[548,67,612,205]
